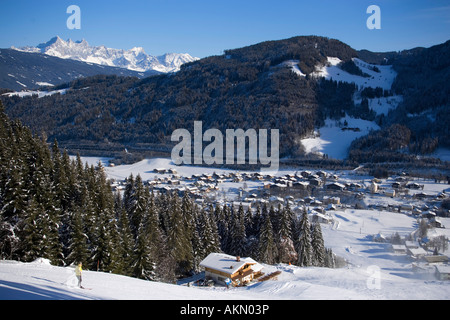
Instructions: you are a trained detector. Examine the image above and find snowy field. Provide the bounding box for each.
[300,116,380,160]
[1,157,450,300]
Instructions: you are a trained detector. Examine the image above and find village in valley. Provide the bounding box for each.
[98,157,450,287]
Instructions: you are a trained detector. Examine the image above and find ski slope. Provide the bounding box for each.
[301,57,404,159]
[1,209,449,300]
[312,57,397,90]
[301,116,380,160]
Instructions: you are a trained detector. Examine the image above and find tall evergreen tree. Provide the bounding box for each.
[127,174,149,239]
[229,204,247,257]
[214,204,228,252]
[114,193,135,276]
[133,209,156,280]
[20,197,45,262]
[88,163,116,272]
[167,192,193,275]
[279,202,293,240]
[191,208,204,273]
[250,203,262,238]
[198,205,220,256]
[66,206,89,266]
[258,209,277,264]
[244,205,253,238]
[0,122,28,260]
[311,222,326,267]
[277,203,297,264]
[296,209,313,267]
[269,204,279,238]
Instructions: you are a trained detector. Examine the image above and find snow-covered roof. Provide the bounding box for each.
[407,247,427,257]
[435,265,450,274]
[200,253,262,275]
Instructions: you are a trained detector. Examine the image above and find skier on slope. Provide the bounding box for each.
[75,262,83,288]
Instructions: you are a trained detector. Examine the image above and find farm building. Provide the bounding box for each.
[200,253,264,287]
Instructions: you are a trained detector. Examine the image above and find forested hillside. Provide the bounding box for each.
[0,36,359,159]
[1,36,449,165]
[0,102,333,281]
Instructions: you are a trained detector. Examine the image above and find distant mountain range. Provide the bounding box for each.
[0,48,157,91]
[13,36,199,73]
[0,36,198,91]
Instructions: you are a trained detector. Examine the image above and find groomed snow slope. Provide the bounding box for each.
[312,57,397,90]
[300,57,401,159]
[300,116,380,160]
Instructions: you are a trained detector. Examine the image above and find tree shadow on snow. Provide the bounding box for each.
[0,280,96,300]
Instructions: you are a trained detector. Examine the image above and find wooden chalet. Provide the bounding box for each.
[200,253,264,287]
[325,182,346,191]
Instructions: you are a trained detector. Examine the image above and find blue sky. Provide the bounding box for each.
[1,0,449,58]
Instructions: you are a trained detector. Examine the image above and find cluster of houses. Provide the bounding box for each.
[109,166,450,283]
[368,175,449,228]
[263,170,341,191]
[110,168,449,227]
[389,240,450,280]
[371,175,448,202]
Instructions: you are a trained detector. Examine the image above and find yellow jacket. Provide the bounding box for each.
[75,264,82,276]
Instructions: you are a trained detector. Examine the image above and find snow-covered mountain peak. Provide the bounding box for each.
[37,36,64,49]
[12,36,199,73]
[130,46,146,54]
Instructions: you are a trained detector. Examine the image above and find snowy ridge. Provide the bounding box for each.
[2,88,67,99]
[12,36,199,73]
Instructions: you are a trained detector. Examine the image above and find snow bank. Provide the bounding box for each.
[31,258,52,265]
